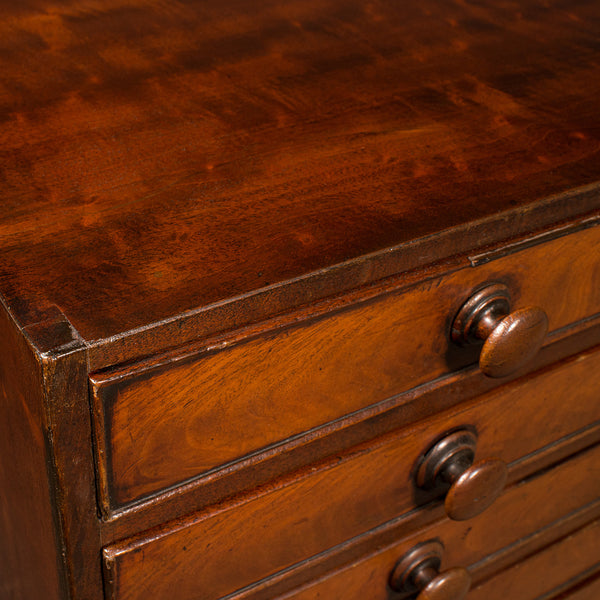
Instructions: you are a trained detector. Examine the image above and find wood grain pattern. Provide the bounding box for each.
[0,2,599,599]
[103,442,600,600]
[549,573,600,600]
[280,516,600,600]
[234,502,600,600]
[0,0,599,361]
[468,520,600,600]
[0,302,64,599]
[91,225,600,509]
[95,322,600,543]
[37,321,105,600]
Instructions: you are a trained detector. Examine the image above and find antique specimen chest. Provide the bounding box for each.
[1,1,599,599]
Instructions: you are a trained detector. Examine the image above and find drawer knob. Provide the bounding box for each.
[389,540,471,600]
[451,283,548,378]
[416,429,508,521]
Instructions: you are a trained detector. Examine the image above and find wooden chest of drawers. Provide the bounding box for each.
[1,1,599,599]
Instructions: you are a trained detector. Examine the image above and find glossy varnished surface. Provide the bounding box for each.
[1,0,600,348]
[103,443,600,600]
[278,513,600,600]
[468,519,600,600]
[98,348,600,598]
[91,226,600,509]
[0,302,63,599]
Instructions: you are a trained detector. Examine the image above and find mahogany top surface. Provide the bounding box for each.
[1,0,600,349]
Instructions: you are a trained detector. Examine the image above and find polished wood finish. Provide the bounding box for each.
[468,519,600,600]
[0,309,103,600]
[247,448,600,600]
[0,303,63,600]
[95,342,600,549]
[37,327,104,599]
[1,0,599,362]
[550,573,600,600]
[102,413,600,600]
[389,540,471,600]
[95,325,600,545]
[91,225,600,510]
[444,459,507,523]
[415,430,507,521]
[451,284,549,378]
[234,496,600,600]
[1,2,599,599]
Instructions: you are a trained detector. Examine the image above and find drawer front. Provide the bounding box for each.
[279,513,600,600]
[91,224,600,511]
[102,352,600,600]
[468,520,600,600]
[554,574,600,600]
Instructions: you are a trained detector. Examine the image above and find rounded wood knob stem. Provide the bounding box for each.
[452,283,548,378]
[416,430,508,521]
[439,454,471,484]
[389,540,471,600]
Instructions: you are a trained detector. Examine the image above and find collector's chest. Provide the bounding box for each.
[0,1,599,599]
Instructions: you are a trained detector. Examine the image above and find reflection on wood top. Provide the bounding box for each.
[0,0,599,350]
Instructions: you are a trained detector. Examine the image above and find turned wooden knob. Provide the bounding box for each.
[389,540,471,600]
[451,283,548,378]
[416,430,508,521]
